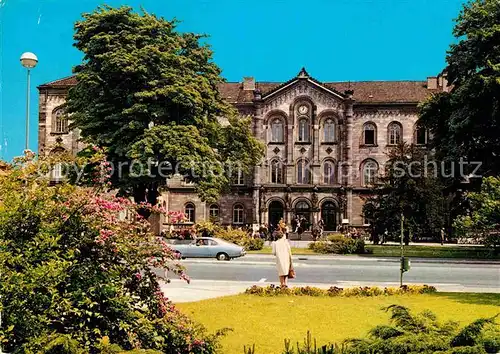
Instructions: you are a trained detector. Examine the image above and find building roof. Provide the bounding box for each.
[38,76,78,88]
[39,75,435,104]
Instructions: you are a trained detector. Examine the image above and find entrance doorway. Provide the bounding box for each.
[268,201,284,231]
[294,201,311,231]
[321,201,337,231]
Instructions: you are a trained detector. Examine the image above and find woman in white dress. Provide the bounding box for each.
[272,231,293,286]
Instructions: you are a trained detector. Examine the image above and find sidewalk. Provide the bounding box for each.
[265,240,487,249]
[161,279,500,303]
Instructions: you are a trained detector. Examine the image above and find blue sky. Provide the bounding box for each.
[1,0,464,161]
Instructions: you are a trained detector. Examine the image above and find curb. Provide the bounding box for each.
[243,254,500,265]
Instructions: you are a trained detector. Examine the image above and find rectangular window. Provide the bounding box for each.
[209,205,219,219]
[233,207,244,224]
[52,163,63,180]
[185,209,195,223]
[416,128,427,145]
[233,168,244,185]
[365,130,375,145]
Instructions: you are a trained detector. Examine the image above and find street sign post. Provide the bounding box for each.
[399,213,410,286]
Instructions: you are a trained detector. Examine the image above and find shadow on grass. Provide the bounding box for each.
[433,292,500,306]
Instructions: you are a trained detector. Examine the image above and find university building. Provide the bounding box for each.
[38,69,448,235]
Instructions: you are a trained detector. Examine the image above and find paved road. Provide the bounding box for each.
[170,255,500,293]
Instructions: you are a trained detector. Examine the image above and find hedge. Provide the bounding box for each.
[244,284,437,297]
[309,235,365,254]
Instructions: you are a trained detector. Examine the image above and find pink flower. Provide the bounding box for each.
[179,272,191,284]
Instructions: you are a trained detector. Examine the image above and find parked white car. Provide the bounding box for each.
[168,237,246,261]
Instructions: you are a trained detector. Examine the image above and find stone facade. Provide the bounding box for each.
[37,70,447,233]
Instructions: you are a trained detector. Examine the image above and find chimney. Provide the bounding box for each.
[243,77,255,91]
[427,77,438,90]
[441,76,449,92]
[437,74,451,92]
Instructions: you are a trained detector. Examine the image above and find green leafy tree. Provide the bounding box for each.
[67,6,263,216]
[0,153,220,353]
[419,0,500,176]
[363,143,445,243]
[454,176,500,253]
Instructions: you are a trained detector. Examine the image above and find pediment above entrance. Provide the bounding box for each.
[260,68,347,115]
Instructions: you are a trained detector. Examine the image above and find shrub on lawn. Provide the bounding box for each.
[218,228,249,245]
[195,220,222,238]
[244,237,265,250]
[308,235,365,254]
[244,307,500,353]
[0,153,220,353]
[244,284,437,297]
[217,229,264,250]
[342,305,500,354]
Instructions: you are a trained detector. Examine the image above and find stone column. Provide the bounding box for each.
[344,90,354,187]
[347,189,353,225]
[38,91,48,155]
[253,95,264,225]
[344,91,354,225]
[313,124,320,164]
[287,105,294,183]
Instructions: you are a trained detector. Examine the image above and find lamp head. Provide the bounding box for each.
[20,52,38,69]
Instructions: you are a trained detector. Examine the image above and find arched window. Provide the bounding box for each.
[233,204,244,224]
[323,161,335,184]
[362,160,378,186]
[53,109,68,133]
[184,203,195,223]
[298,118,310,142]
[271,159,283,184]
[297,160,310,184]
[363,122,377,145]
[415,125,427,145]
[388,122,402,145]
[209,204,219,219]
[270,118,284,143]
[323,119,335,142]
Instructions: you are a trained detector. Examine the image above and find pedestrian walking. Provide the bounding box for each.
[318,218,325,237]
[291,215,298,233]
[271,230,294,287]
[441,228,446,245]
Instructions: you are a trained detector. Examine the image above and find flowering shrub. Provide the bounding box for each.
[244,285,437,297]
[168,210,188,224]
[0,153,220,353]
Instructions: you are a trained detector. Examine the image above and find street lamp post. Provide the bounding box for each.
[0,54,37,354]
[20,52,38,151]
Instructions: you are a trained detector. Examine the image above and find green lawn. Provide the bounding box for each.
[366,245,500,259]
[249,245,500,259]
[178,293,500,354]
